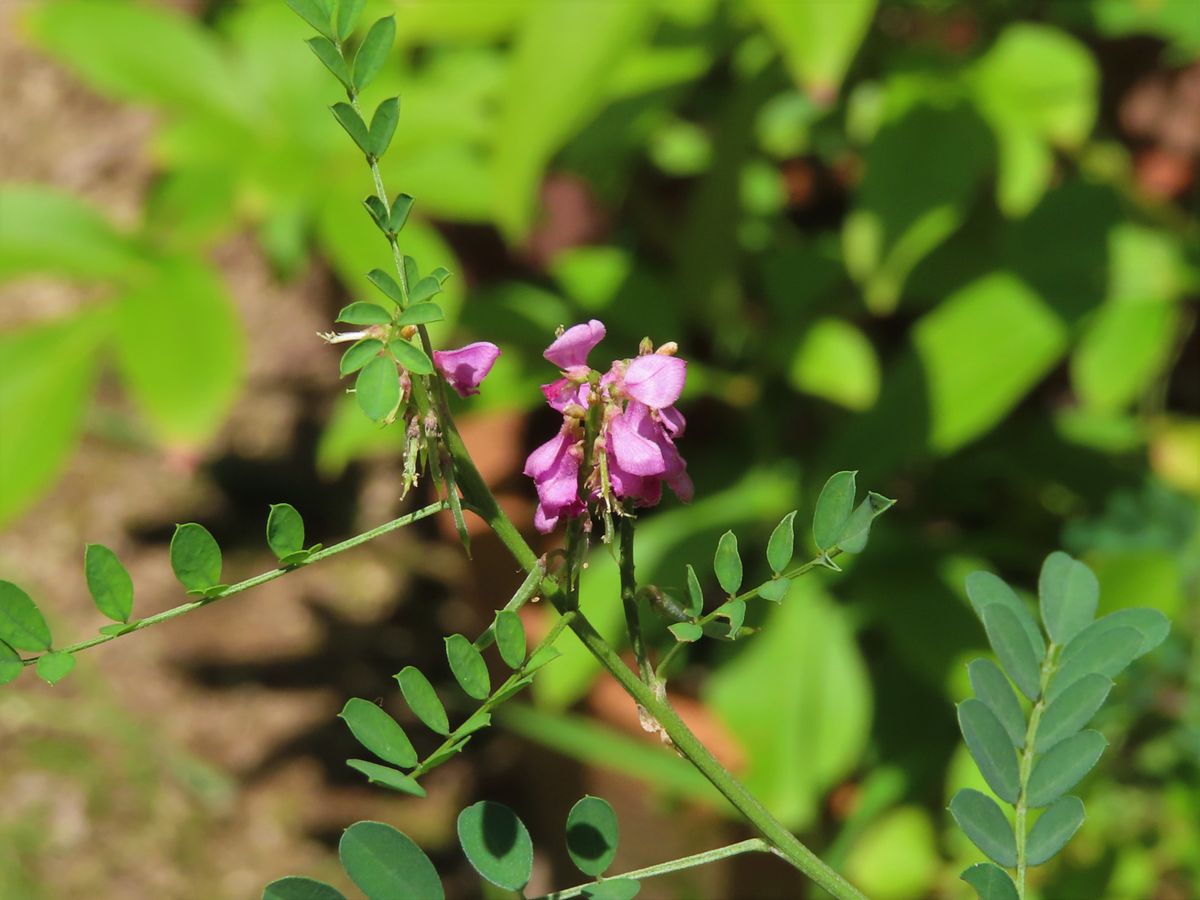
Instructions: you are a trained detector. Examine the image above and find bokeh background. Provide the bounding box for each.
[1,0,1197,897]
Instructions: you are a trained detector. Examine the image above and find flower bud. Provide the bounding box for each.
[400,325,418,340]
[638,336,654,356]
[655,341,678,356]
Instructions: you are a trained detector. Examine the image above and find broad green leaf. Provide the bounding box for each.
[263,875,347,900]
[1072,301,1177,413]
[388,340,435,376]
[566,795,619,877]
[668,622,702,642]
[395,666,449,735]
[1026,796,1085,865]
[355,356,401,421]
[685,564,703,616]
[948,789,1017,868]
[0,640,22,685]
[286,0,334,38]
[170,523,222,592]
[836,491,895,554]
[1027,730,1106,808]
[960,863,1019,900]
[1046,626,1142,703]
[957,699,1020,803]
[336,301,392,325]
[813,470,856,551]
[766,511,796,573]
[789,318,880,411]
[353,16,396,92]
[331,102,372,154]
[757,579,791,603]
[367,269,405,306]
[457,801,533,892]
[583,879,640,900]
[494,610,526,668]
[266,504,305,559]
[0,313,104,526]
[368,97,400,158]
[83,544,134,623]
[306,36,351,88]
[335,0,366,40]
[1035,674,1112,754]
[966,571,1046,661]
[0,581,51,652]
[396,304,444,327]
[36,651,75,686]
[748,0,876,99]
[339,698,417,768]
[982,605,1043,702]
[445,634,490,699]
[967,659,1025,749]
[113,256,245,445]
[339,821,443,900]
[1038,551,1098,645]
[346,759,425,797]
[713,531,742,595]
[1061,608,1170,665]
[340,339,383,377]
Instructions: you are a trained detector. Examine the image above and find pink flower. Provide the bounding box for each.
[523,427,584,533]
[433,342,501,397]
[544,319,605,370]
[622,354,686,409]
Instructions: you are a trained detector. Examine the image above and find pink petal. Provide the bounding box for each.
[607,404,666,477]
[658,405,686,438]
[623,354,686,409]
[542,378,587,413]
[544,320,606,369]
[433,342,501,397]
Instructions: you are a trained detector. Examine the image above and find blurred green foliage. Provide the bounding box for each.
[2,0,1197,897]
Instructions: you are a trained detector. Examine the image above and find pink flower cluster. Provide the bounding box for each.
[524,320,692,533]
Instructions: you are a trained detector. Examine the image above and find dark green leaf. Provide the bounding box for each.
[757,578,791,603]
[336,301,391,325]
[339,821,443,900]
[982,604,1043,701]
[766,511,796,573]
[1035,674,1112,754]
[388,340,434,375]
[668,622,702,643]
[684,564,703,616]
[583,879,640,900]
[368,97,399,158]
[713,531,742,595]
[286,0,334,38]
[966,571,1045,660]
[1026,796,1085,865]
[331,102,371,154]
[263,875,346,900]
[367,269,405,306]
[0,640,22,685]
[967,658,1026,748]
[266,503,305,559]
[306,36,351,88]
[340,339,384,377]
[1046,626,1142,703]
[494,610,526,668]
[1038,551,1098,645]
[948,788,1017,867]
[813,470,857,550]
[340,698,417,768]
[388,195,414,233]
[566,795,619,877]
[0,581,51,652]
[395,666,449,735]
[169,523,222,592]
[36,651,75,685]
[396,304,444,327]
[409,276,442,305]
[355,356,400,422]
[1061,608,1170,664]
[1027,730,1106,808]
[457,801,533,892]
[958,699,1021,803]
[446,634,490,700]
[83,544,133,623]
[960,863,1019,900]
[353,16,396,92]
[835,491,896,554]
[346,759,426,797]
[335,0,366,40]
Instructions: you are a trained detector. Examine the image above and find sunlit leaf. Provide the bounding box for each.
[170,523,222,592]
[747,0,876,99]
[339,821,443,900]
[84,544,134,623]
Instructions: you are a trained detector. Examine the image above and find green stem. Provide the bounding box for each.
[20,501,448,666]
[617,512,654,685]
[1014,643,1059,899]
[537,838,773,899]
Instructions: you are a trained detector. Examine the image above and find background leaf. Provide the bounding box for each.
[0,581,52,652]
[748,0,876,99]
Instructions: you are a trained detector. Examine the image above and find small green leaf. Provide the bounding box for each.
[457,801,533,892]
[98,622,138,636]
[446,635,490,700]
[363,195,388,230]
[566,795,619,877]
[429,266,451,285]
[1046,626,1142,703]
[395,666,448,735]
[346,759,426,797]
[524,645,561,674]
[368,97,399,158]
[83,544,133,623]
[388,195,414,233]
[355,356,401,422]
[396,304,444,327]
[409,276,442,305]
[835,491,896,554]
[336,301,391,325]
[353,16,395,92]
[757,578,791,603]
[340,339,383,377]
[330,102,371,154]
[266,503,305,560]
[1025,796,1085,865]
[668,622,702,643]
[583,879,641,900]
[169,524,221,592]
[966,571,1046,661]
[0,640,22,685]
[263,875,347,900]
[286,0,334,38]
[278,549,315,567]
[367,269,404,306]
[960,863,1019,900]
[958,699,1020,803]
[967,658,1026,748]
[0,581,51,652]
[713,531,742,595]
[495,610,526,668]
[1027,730,1106,808]
[982,604,1042,701]
[339,821,443,900]
[403,255,420,290]
[388,339,435,375]
[1061,608,1169,663]
[716,598,747,638]
[1035,674,1112,754]
[199,584,229,598]
[684,564,703,616]
[1038,551,1098,645]
[948,788,1017,868]
[335,0,365,40]
[339,698,417,768]
[36,651,75,685]
[766,511,796,573]
[813,470,856,550]
[306,36,351,88]
[458,710,492,737]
